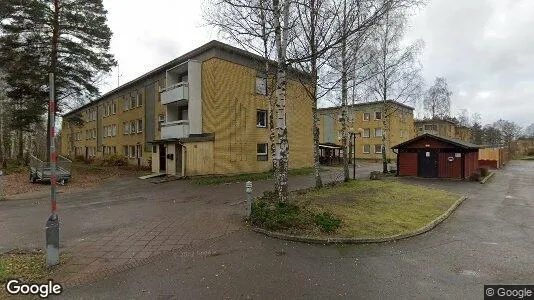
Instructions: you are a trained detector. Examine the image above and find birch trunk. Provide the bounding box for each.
[273,0,290,202]
[309,0,322,188]
[341,0,350,182]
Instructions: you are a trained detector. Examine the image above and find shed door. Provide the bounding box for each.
[418,151,438,178]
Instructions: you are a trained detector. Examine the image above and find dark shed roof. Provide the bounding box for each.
[391,133,480,150]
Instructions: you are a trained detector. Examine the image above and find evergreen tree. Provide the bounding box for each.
[0,0,116,158]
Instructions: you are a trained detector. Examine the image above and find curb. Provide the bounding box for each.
[480,172,495,184]
[252,195,468,245]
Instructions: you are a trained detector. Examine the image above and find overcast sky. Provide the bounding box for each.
[100,0,533,128]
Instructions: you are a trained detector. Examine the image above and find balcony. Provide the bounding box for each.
[161,82,189,105]
[161,120,190,140]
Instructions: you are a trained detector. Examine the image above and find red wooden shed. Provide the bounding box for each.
[391,133,480,179]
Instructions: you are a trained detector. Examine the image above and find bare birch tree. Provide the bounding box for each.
[204,0,284,191]
[423,76,452,118]
[365,5,424,173]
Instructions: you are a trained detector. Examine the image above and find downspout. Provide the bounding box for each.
[461,151,465,179]
[393,148,399,176]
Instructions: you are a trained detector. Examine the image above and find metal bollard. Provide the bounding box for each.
[245,181,253,219]
[0,170,3,200]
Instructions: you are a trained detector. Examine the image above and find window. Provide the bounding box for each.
[363,128,370,138]
[93,129,97,139]
[123,146,128,157]
[400,130,404,138]
[112,146,116,154]
[131,120,137,133]
[257,110,267,128]
[129,146,136,158]
[424,124,437,131]
[363,112,370,121]
[257,143,268,161]
[123,97,129,111]
[112,124,117,136]
[124,122,130,135]
[137,119,143,133]
[255,77,267,95]
[136,145,143,158]
[375,111,382,120]
[375,128,383,137]
[375,144,383,153]
[363,144,370,154]
[112,101,117,114]
[158,114,165,123]
[137,94,143,107]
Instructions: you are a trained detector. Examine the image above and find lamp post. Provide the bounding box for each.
[349,128,364,180]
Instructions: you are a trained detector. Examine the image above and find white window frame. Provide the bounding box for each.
[112,124,117,136]
[363,128,370,138]
[124,122,130,135]
[255,77,267,96]
[257,110,268,128]
[363,112,370,121]
[257,143,268,161]
[375,111,382,120]
[375,144,383,154]
[375,128,383,137]
[363,144,370,154]
[137,119,143,133]
[129,145,136,158]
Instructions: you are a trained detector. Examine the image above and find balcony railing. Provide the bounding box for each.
[161,120,190,139]
[161,82,189,105]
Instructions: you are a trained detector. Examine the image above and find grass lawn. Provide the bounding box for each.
[0,250,69,298]
[192,167,315,185]
[252,179,460,239]
[521,156,534,160]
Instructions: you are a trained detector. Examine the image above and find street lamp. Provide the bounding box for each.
[349,127,364,179]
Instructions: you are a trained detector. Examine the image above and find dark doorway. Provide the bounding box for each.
[418,151,438,178]
[159,144,166,172]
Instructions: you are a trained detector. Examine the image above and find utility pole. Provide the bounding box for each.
[46,73,59,267]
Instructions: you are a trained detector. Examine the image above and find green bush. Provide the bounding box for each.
[250,201,313,231]
[101,154,127,166]
[314,212,341,233]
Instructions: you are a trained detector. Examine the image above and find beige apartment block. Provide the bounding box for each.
[60,40,313,176]
[318,100,415,161]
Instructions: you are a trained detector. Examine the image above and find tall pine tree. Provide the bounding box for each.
[0,0,116,159]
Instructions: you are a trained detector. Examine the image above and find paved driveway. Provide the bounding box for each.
[2,161,533,299]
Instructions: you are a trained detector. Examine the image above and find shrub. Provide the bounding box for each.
[250,201,313,231]
[101,154,127,167]
[469,170,481,182]
[479,167,489,177]
[314,212,341,233]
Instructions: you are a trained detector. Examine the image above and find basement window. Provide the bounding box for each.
[257,143,268,161]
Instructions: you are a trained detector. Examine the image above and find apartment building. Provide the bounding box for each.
[60,40,313,176]
[414,118,472,143]
[317,100,415,160]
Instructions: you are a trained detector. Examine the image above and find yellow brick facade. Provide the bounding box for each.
[201,58,313,174]
[60,41,313,175]
[318,101,415,160]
